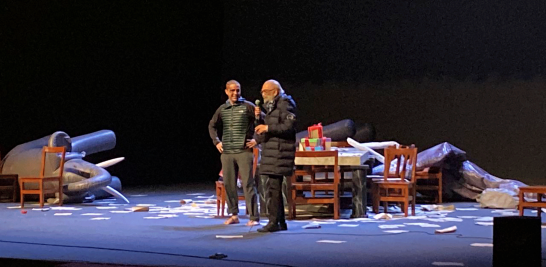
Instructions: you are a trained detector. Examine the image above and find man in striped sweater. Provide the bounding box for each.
[208,80,260,226]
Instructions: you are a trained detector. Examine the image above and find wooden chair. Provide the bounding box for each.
[0,152,19,202]
[310,141,352,196]
[289,150,341,219]
[215,147,259,217]
[19,146,66,208]
[518,186,546,218]
[372,145,418,217]
[415,166,442,203]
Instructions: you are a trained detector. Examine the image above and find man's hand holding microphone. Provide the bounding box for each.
[254,100,268,134]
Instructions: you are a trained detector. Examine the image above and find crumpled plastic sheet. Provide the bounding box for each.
[371,142,530,202]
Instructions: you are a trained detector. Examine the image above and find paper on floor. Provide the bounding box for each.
[81,213,103,216]
[475,222,494,226]
[470,243,493,247]
[373,213,393,220]
[435,226,457,234]
[90,217,111,220]
[316,240,346,244]
[216,235,243,239]
[302,224,321,229]
[338,224,359,227]
[54,213,72,216]
[378,224,406,229]
[50,207,82,210]
[383,230,409,234]
[432,262,464,266]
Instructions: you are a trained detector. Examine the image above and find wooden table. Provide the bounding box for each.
[294,148,373,217]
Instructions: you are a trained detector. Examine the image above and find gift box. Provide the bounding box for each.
[308,123,323,139]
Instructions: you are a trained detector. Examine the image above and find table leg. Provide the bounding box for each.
[350,166,368,218]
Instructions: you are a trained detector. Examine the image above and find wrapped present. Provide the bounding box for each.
[308,123,323,139]
[304,146,324,151]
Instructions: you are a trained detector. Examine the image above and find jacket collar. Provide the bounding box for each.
[224,97,245,108]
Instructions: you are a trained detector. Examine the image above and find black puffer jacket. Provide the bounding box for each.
[258,93,297,176]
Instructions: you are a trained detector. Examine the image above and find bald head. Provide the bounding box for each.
[261,79,285,102]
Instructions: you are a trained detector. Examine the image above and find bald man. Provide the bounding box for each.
[209,80,260,226]
[254,79,297,232]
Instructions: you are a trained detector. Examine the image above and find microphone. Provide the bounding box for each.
[255,99,261,125]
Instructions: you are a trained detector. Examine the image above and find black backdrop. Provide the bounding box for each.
[2,1,546,186]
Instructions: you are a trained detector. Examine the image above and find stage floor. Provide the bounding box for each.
[0,183,544,267]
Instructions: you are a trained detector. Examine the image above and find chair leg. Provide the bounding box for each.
[216,186,221,217]
[39,181,44,208]
[519,190,524,216]
[12,177,17,202]
[334,187,340,220]
[438,176,443,203]
[538,193,542,218]
[372,184,379,214]
[289,176,296,220]
[19,181,24,208]
[402,188,409,217]
[411,186,416,216]
[58,180,63,206]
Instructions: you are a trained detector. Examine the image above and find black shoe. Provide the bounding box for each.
[257,222,281,232]
[279,221,288,231]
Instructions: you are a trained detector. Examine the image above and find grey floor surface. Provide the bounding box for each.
[0,183,544,267]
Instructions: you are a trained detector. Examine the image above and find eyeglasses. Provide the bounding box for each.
[260,89,276,95]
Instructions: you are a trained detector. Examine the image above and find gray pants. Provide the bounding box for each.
[221,151,259,221]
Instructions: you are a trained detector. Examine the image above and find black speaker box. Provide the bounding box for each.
[493,216,541,267]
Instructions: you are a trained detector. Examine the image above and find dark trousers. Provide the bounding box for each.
[263,174,286,224]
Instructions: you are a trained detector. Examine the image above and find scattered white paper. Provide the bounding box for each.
[316,240,346,244]
[302,224,321,229]
[195,215,215,219]
[110,210,132,214]
[378,224,406,229]
[187,193,205,196]
[432,262,464,266]
[373,213,393,220]
[435,226,457,234]
[164,200,182,203]
[129,194,147,197]
[216,235,243,239]
[54,213,72,216]
[90,217,110,220]
[470,243,493,247]
[456,208,478,211]
[144,216,167,219]
[383,230,409,234]
[474,217,493,222]
[32,208,51,211]
[50,207,82,210]
[196,195,215,199]
[157,214,178,218]
[96,207,117,210]
[490,209,517,213]
[404,223,440,228]
[136,204,156,207]
[7,206,22,209]
[183,213,206,216]
[338,224,359,227]
[475,222,494,226]
[457,216,479,219]
[81,213,103,216]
